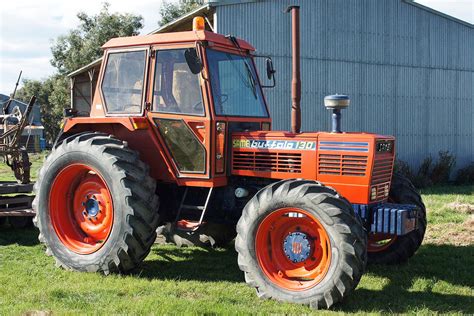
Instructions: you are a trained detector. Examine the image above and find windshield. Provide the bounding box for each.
[207,49,268,117]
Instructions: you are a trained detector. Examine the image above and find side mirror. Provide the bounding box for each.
[184,48,203,75]
[266,58,276,80]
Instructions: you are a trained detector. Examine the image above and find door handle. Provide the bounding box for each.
[195,125,205,129]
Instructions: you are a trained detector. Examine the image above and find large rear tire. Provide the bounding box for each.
[235,179,367,309]
[33,132,159,274]
[367,173,426,264]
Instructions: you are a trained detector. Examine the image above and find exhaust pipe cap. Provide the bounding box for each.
[324,94,350,110]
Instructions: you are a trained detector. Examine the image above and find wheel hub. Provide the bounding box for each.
[84,196,100,217]
[283,232,311,263]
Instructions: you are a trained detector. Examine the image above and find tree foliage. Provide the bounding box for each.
[159,0,201,26]
[51,3,143,75]
[16,3,143,142]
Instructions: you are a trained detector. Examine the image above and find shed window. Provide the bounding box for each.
[102,50,146,114]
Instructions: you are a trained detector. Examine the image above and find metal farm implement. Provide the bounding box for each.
[0,94,36,226]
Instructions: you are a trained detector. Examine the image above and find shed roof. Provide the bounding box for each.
[67,58,102,78]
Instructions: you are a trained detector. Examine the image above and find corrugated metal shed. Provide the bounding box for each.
[213,0,474,168]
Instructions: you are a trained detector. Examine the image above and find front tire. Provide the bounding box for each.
[33,132,159,274]
[235,179,367,309]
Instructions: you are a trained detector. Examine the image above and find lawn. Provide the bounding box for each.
[0,155,473,314]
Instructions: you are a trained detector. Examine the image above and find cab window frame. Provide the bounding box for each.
[151,47,206,118]
[99,47,149,117]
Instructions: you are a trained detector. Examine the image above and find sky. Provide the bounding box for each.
[1,0,473,93]
[0,0,164,93]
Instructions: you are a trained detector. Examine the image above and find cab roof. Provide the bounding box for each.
[102,30,255,51]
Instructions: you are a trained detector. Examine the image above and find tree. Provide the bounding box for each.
[51,2,144,75]
[17,3,144,142]
[159,0,202,26]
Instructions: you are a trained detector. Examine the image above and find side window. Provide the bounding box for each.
[102,50,146,114]
[153,49,204,116]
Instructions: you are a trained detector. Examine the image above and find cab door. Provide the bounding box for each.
[147,47,212,181]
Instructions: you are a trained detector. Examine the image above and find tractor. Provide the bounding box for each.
[34,7,426,309]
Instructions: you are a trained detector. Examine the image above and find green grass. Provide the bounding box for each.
[0,157,473,314]
[421,186,473,224]
[0,228,473,314]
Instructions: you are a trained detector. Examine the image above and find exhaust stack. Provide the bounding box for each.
[324,95,350,133]
[286,5,301,134]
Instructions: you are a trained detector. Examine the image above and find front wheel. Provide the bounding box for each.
[33,132,159,274]
[235,179,367,309]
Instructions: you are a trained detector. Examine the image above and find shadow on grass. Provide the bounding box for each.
[338,244,474,314]
[140,243,474,314]
[137,246,242,283]
[0,226,39,246]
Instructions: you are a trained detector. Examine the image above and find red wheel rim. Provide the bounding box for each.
[49,164,114,254]
[367,234,397,252]
[255,208,331,291]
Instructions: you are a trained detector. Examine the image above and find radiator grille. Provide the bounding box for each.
[318,154,368,176]
[372,154,394,185]
[370,153,394,200]
[233,152,302,173]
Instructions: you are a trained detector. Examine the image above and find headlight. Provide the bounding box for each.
[370,187,377,200]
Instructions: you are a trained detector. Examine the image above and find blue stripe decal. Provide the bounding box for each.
[319,141,369,147]
[319,146,369,152]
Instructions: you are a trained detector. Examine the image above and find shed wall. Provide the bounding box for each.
[215,0,474,168]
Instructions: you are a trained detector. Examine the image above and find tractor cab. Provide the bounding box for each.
[65,21,271,186]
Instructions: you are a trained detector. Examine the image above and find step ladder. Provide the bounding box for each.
[174,187,213,232]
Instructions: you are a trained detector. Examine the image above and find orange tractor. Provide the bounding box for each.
[34,7,426,309]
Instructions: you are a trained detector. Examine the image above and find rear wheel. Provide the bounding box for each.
[367,173,426,264]
[236,179,367,309]
[33,132,159,273]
